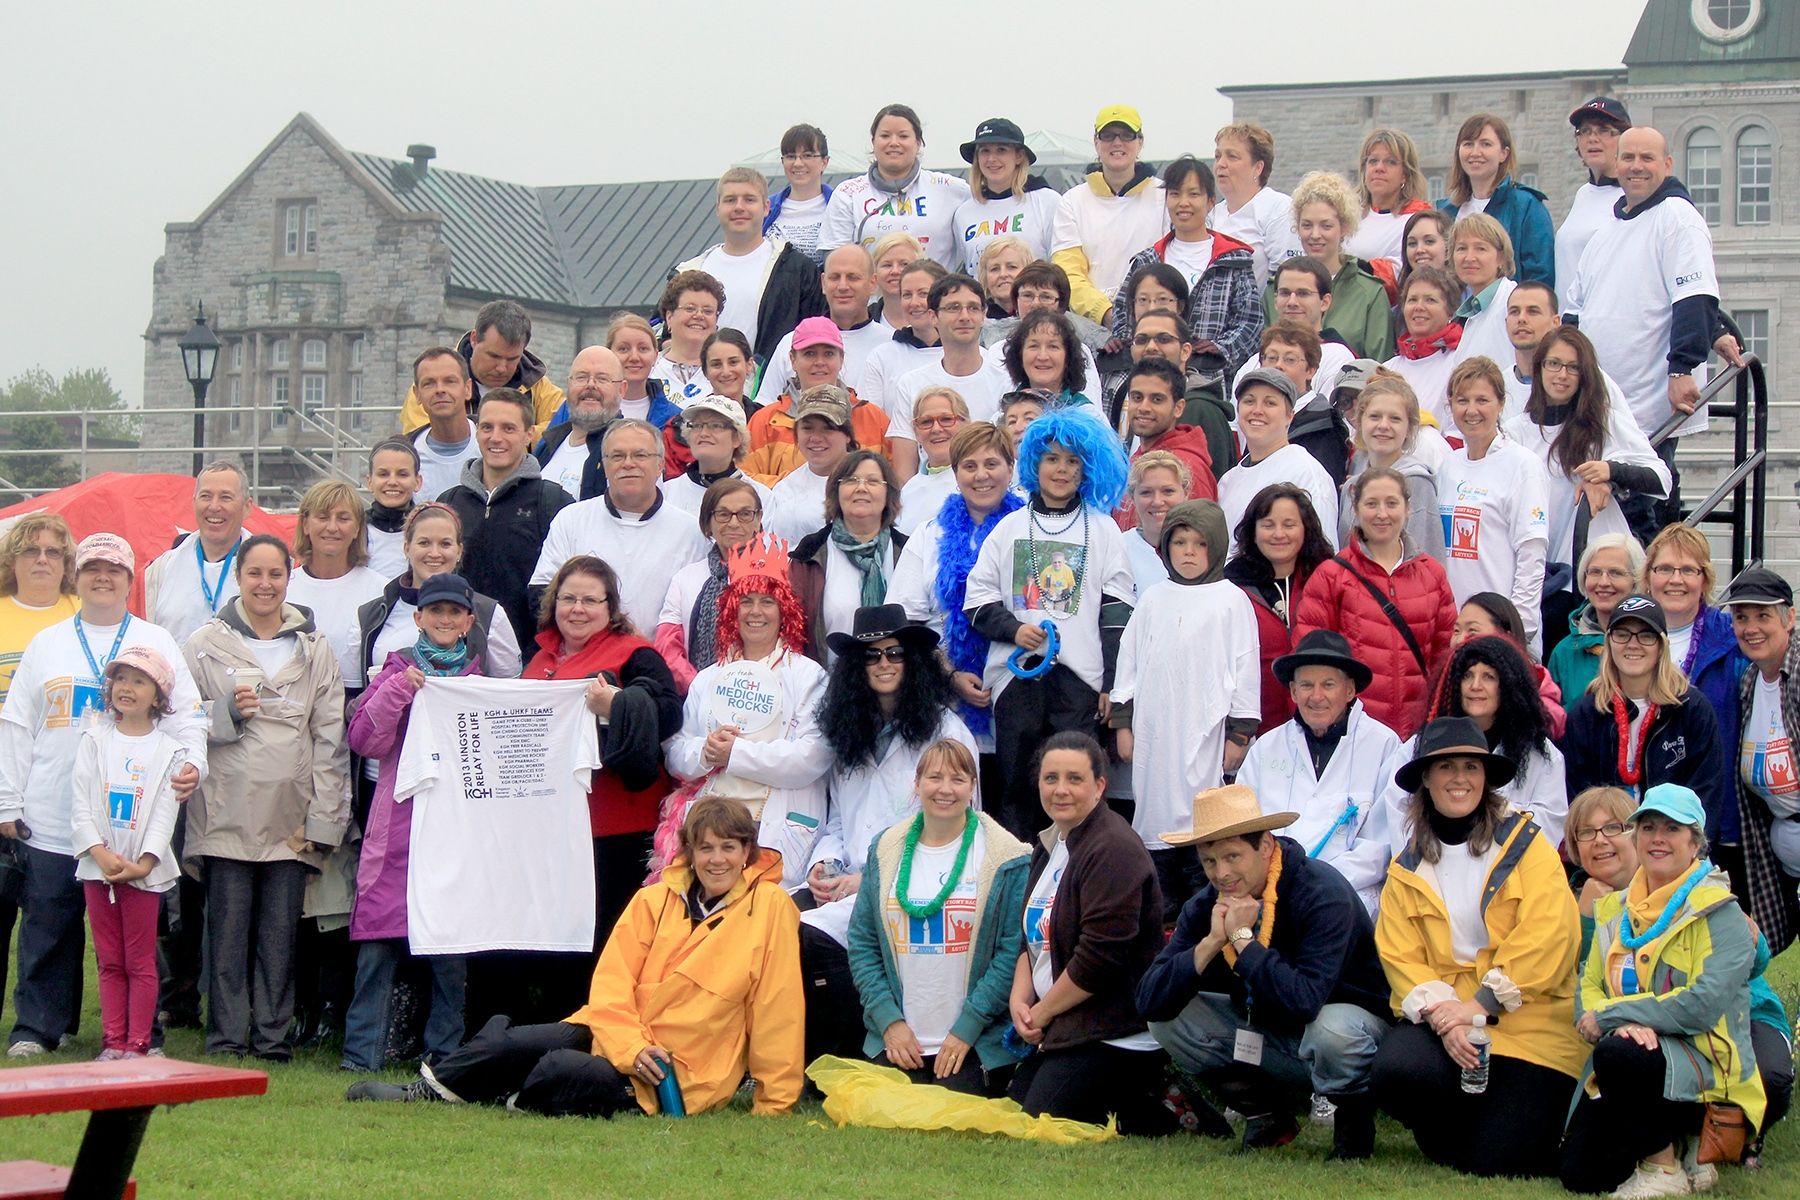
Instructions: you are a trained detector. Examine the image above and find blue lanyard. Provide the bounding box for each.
[73,613,131,682]
[196,538,237,613]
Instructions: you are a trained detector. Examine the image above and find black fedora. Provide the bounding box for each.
[1273,629,1373,691]
[825,604,939,660]
[1395,716,1516,793]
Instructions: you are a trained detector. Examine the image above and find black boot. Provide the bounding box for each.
[345,1076,444,1103]
[299,1002,342,1052]
[1326,1092,1377,1160]
[1204,1067,1300,1152]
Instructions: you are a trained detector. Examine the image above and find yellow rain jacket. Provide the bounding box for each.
[567,848,804,1114]
[1377,810,1588,1077]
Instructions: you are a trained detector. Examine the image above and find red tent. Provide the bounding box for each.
[0,472,298,616]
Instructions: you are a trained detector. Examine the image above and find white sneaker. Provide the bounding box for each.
[1611,1162,1692,1199]
[6,1040,46,1058]
[1686,1163,1717,1193]
[1310,1093,1337,1125]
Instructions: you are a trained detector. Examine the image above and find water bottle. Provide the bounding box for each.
[1460,1014,1491,1095]
[653,1056,686,1117]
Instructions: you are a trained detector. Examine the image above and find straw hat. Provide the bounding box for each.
[1160,784,1297,848]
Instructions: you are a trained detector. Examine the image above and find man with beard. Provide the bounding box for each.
[535,347,624,501]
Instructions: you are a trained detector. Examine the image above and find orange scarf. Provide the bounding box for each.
[1223,841,1283,967]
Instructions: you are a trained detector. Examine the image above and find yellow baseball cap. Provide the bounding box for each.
[1094,104,1143,135]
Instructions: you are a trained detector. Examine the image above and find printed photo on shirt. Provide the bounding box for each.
[1010,541,1084,616]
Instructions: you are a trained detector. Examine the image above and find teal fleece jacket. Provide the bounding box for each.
[847,812,1031,1070]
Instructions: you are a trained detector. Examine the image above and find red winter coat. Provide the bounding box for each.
[1293,539,1455,740]
[1224,558,1305,734]
[1115,424,1218,530]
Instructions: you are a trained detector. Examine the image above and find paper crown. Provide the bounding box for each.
[725,533,792,590]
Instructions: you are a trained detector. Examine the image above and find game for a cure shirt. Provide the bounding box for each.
[396,676,600,954]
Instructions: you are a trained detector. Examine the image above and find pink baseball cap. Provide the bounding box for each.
[791,317,844,353]
[105,644,175,698]
[74,532,135,576]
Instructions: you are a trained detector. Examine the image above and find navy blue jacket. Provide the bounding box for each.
[1562,690,1728,838]
[1686,605,1750,841]
[1136,836,1390,1037]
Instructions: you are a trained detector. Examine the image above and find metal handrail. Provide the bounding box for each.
[1648,355,1768,578]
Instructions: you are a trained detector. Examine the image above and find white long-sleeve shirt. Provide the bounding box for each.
[1437,435,1551,654]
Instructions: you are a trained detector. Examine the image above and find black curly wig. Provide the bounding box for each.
[819,638,957,771]
[1432,634,1551,763]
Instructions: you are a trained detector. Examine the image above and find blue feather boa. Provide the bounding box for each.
[934,491,1024,736]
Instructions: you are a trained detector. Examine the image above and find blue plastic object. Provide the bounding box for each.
[654,1059,685,1117]
[1006,620,1061,680]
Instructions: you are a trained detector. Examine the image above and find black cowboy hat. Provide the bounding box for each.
[1395,716,1516,793]
[825,604,939,660]
[1273,629,1374,691]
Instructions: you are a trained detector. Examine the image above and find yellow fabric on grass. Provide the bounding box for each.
[805,1056,1118,1144]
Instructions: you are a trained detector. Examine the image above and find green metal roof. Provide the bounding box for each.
[1625,0,1800,82]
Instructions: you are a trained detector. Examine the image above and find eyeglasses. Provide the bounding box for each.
[1608,627,1662,647]
[936,302,984,316]
[1649,564,1704,580]
[1572,822,1628,842]
[913,414,960,430]
[862,646,907,664]
[781,152,824,163]
[20,546,65,561]
[1133,332,1180,347]
[570,372,622,387]
[1541,358,1581,376]
[683,419,734,435]
[1275,288,1319,300]
[841,476,888,491]
[604,450,660,465]
[556,593,609,609]
[1095,130,1139,144]
[675,304,718,319]
[711,508,760,526]
[1584,567,1632,582]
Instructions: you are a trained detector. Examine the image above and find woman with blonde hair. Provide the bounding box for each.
[1263,171,1394,361]
[953,118,1059,275]
[1436,112,1555,287]
[1562,593,1726,820]
[1447,214,1519,372]
[1347,129,1432,268]
[288,480,387,689]
[894,386,970,536]
[1338,370,1446,555]
[607,312,681,429]
[870,231,927,333]
[0,513,78,702]
[977,235,1033,319]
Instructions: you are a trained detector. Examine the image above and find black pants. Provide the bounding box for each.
[798,924,864,1069]
[1561,1037,1704,1193]
[1754,1021,1794,1136]
[429,1015,638,1118]
[157,821,206,1026]
[10,844,84,1047]
[1149,849,1203,927]
[1372,1021,1575,1177]
[1007,1041,1176,1135]
[0,893,16,1029]
[595,832,653,953]
[1656,435,1683,529]
[992,665,1098,841]
[866,1051,999,1096]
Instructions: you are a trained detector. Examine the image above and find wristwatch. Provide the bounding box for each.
[1228,927,1255,947]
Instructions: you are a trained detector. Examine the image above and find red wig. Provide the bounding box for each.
[715,575,808,661]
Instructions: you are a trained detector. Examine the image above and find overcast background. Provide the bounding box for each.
[2,0,1652,407]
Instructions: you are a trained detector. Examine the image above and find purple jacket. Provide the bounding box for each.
[346,649,482,941]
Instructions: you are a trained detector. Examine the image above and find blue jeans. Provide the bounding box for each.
[341,938,467,1070]
[1148,992,1388,1096]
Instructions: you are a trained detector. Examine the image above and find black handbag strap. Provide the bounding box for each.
[1331,554,1428,674]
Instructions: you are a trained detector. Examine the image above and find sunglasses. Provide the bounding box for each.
[862,646,907,664]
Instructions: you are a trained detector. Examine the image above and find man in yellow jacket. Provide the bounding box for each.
[345,799,804,1117]
[397,299,565,434]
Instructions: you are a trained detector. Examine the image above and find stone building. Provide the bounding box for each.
[1221,0,1800,567]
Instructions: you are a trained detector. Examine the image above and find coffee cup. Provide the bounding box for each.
[234,667,264,696]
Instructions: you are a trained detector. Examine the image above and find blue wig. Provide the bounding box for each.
[1017,405,1130,511]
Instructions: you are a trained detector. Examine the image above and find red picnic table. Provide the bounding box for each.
[0,1057,266,1200]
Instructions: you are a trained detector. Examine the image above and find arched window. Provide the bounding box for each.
[1686,128,1722,225]
[302,338,327,368]
[1736,125,1773,226]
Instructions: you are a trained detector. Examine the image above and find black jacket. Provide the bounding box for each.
[532,420,611,502]
[1136,836,1390,1037]
[1288,403,1352,488]
[436,457,571,649]
[1561,690,1726,817]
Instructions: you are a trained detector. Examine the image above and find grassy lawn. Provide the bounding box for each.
[5,948,1797,1198]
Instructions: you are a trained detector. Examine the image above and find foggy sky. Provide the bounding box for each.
[1,0,1651,407]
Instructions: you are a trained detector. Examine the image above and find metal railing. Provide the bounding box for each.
[0,403,404,509]
[1649,355,1769,577]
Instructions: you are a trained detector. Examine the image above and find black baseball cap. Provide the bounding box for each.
[417,572,475,612]
[1608,593,1667,637]
[1569,97,1631,130]
[1722,566,1794,609]
[960,117,1035,164]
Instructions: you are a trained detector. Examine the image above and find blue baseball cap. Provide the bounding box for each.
[1628,783,1706,830]
[416,572,475,612]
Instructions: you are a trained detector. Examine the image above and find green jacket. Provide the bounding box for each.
[1580,865,1766,1130]
[1261,254,1395,363]
[847,812,1031,1070]
[1548,604,1605,706]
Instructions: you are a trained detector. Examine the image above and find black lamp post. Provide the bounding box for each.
[178,302,221,476]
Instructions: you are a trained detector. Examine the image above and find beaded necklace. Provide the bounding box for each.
[894,809,978,919]
[1025,501,1087,620]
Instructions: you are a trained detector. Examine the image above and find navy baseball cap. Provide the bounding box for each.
[417,573,475,611]
[1570,97,1631,130]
